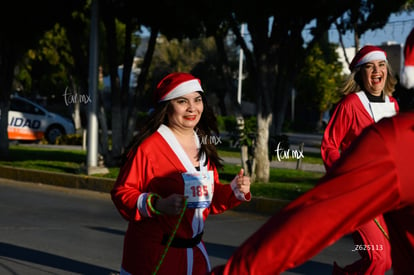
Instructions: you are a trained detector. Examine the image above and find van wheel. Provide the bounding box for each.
[46,125,65,144]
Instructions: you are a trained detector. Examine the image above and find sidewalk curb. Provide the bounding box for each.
[0,165,290,215]
[0,165,114,193]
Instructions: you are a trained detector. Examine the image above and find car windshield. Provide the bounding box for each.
[11,98,45,115]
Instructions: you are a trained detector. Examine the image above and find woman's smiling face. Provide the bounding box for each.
[167,92,204,131]
[361,59,388,96]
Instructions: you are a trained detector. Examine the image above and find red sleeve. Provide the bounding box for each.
[111,146,154,221]
[321,100,352,170]
[211,119,402,275]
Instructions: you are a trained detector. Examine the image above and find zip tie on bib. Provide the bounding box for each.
[152,198,188,275]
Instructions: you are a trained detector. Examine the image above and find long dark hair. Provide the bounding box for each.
[121,92,223,169]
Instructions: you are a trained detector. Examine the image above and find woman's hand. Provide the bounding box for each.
[156,194,187,216]
[232,169,251,195]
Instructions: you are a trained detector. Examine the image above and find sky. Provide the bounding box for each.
[140,12,414,49]
[327,11,414,48]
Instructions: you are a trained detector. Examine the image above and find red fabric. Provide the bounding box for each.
[111,131,245,275]
[321,93,399,171]
[333,216,391,274]
[321,93,399,273]
[210,111,414,275]
[404,28,414,66]
[154,72,202,102]
[349,45,387,70]
[401,28,414,89]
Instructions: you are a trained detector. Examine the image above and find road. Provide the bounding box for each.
[0,178,391,275]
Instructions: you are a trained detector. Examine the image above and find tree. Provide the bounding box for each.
[295,42,344,131]
[0,0,85,160]
[3,1,408,185]
[96,0,229,165]
[219,0,408,182]
[16,23,78,125]
[105,0,408,182]
[335,1,414,62]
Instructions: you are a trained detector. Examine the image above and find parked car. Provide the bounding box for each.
[8,94,75,144]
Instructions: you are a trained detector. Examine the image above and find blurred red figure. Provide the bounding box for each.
[210,111,414,275]
[401,28,414,89]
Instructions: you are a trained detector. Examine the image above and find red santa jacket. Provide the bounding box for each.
[321,92,399,170]
[211,111,414,275]
[112,128,250,275]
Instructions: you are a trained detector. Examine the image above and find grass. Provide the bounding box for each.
[218,145,324,165]
[218,164,322,200]
[2,144,325,200]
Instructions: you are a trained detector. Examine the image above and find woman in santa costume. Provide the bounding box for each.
[111,72,251,275]
[210,110,414,275]
[320,45,399,274]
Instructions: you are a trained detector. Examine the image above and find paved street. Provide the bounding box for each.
[0,177,393,275]
[0,178,123,275]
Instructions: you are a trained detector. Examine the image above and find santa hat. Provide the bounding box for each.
[154,72,203,103]
[349,45,387,70]
[401,28,414,89]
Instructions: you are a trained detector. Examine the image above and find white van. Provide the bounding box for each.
[8,94,75,144]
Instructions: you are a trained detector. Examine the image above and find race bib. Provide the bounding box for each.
[182,171,214,208]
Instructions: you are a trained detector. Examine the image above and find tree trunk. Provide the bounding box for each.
[213,32,248,173]
[254,113,272,182]
[353,23,360,51]
[120,19,134,150]
[0,99,10,160]
[97,89,109,161]
[102,8,123,161]
[0,44,17,161]
[213,32,236,116]
[125,27,158,147]
[67,80,82,131]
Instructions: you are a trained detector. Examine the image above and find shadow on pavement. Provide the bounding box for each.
[205,241,333,274]
[0,242,117,275]
[286,261,332,274]
[204,242,236,259]
[87,226,125,236]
